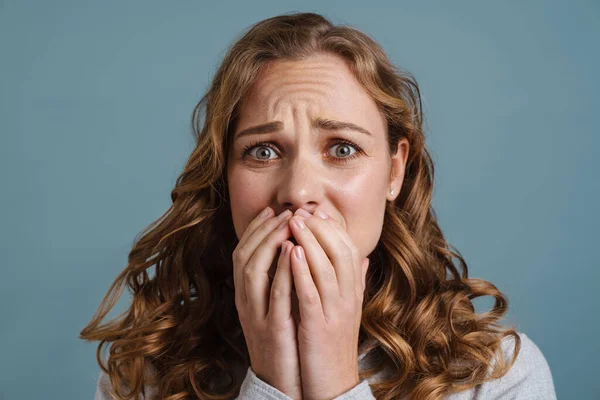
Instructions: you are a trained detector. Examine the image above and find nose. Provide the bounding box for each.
[276,151,324,214]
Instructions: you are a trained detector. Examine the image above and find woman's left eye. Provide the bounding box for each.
[241,140,364,164]
[329,142,357,159]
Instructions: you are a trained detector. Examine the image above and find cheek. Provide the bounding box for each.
[228,168,271,240]
[337,172,387,257]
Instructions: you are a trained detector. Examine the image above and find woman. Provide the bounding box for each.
[82,12,556,400]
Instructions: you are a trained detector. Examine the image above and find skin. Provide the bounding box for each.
[228,51,408,263]
[227,52,409,399]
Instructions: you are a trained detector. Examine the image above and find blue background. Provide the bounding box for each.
[1,1,598,399]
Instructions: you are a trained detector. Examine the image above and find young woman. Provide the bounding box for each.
[82,12,556,400]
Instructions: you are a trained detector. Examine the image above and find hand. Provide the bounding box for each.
[232,207,303,400]
[287,208,370,400]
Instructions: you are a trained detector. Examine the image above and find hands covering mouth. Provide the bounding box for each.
[268,245,297,293]
[267,225,298,283]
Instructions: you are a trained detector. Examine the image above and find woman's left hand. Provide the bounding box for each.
[288,208,370,400]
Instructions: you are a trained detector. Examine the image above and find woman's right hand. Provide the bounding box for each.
[232,207,303,400]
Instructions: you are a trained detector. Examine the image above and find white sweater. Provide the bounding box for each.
[95,331,556,399]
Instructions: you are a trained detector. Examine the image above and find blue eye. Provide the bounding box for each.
[241,139,364,165]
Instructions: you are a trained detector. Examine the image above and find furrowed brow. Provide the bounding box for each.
[233,117,372,140]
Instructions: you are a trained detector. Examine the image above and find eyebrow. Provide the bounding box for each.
[233,117,372,140]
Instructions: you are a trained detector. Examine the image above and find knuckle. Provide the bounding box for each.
[333,243,350,260]
[304,292,320,306]
[323,266,337,282]
[261,219,277,233]
[342,247,354,263]
[233,248,247,264]
[270,286,286,299]
[243,266,255,281]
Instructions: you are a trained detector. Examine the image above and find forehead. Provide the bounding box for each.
[237,53,386,133]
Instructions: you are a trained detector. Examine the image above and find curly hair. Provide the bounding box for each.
[80,11,521,400]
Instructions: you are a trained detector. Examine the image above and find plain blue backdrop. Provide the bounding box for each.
[1,1,598,399]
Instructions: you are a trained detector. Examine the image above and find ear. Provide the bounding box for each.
[387,138,410,201]
[361,257,370,291]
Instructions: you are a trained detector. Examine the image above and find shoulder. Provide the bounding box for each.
[95,368,156,400]
[449,331,557,399]
[95,370,113,400]
[94,362,244,399]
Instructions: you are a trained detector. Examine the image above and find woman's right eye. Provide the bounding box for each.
[241,141,278,163]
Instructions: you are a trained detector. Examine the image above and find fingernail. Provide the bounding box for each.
[292,217,305,230]
[315,209,329,219]
[260,206,273,218]
[294,246,304,260]
[277,218,289,230]
[277,210,292,221]
[295,209,312,218]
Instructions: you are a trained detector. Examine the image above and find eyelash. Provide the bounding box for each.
[241,139,365,164]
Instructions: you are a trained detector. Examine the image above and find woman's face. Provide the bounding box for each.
[227,52,408,261]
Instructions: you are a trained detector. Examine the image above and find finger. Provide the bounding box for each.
[268,240,294,322]
[233,209,292,304]
[244,215,294,319]
[236,207,275,253]
[232,207,273,303]
[307,211,360,301]
[290,245,323,322]
[289,216,340,310]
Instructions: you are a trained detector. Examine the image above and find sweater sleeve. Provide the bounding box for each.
[94,370,112,400]
[236,367,375,400]
[94,369,154,400]
[94,366,375,400]
[474,332,557,400]
[235,367,293,399]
